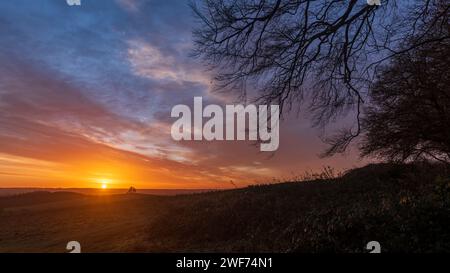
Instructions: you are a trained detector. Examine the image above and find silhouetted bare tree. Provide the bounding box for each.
[359,26,450,163]
[191,0,449,155]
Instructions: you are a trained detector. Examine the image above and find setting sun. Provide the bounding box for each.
[97,178,112,189]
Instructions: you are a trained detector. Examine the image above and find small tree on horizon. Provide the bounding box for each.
[127,186,137,194]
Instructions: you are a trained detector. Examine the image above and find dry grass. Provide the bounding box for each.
[0,163,449,253]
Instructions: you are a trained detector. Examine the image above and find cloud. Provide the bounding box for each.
[0,114,236,188]
[128,40,179,81]
[127,39,211,86]
[0,0,367,189]
[116,0,141,12]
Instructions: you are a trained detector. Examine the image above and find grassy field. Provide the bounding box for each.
[0,163,449,253]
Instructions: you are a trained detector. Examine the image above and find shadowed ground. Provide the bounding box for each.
[0,163,449,253]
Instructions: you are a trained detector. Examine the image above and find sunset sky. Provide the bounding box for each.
[0,0,367,189]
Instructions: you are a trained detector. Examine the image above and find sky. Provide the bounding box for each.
[0,0,368,189]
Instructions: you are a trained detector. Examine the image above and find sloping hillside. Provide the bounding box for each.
[0,163,449,253]
[144,163,450,252]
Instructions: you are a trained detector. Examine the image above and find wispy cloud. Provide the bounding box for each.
[127,39,211,85]
[0,0,365,189]
[116,0,142,12]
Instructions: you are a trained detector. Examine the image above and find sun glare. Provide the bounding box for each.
[96,178,112,189]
